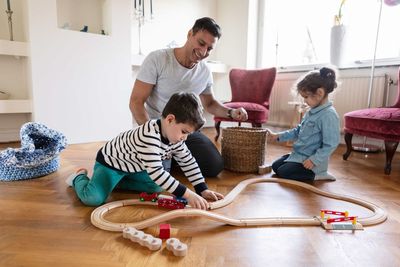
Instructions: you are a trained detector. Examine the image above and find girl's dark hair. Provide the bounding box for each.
[192,17,221,39]
[162,92,205,131]
[297,67,337,95]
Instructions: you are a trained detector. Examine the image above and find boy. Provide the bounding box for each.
[67,92,224,209]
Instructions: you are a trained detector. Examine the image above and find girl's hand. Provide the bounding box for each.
[183,189,209,210]
[266,128,279,141]
[303,159,315,170]
[201,189,224,202]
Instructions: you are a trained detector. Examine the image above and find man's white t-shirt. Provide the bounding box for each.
[136,48,213,119]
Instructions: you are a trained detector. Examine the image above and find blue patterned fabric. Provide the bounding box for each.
[0,122,67,181]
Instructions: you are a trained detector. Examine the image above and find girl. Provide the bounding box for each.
[267,67,340,181]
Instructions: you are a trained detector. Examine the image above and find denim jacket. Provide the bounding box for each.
[278,101,340,176]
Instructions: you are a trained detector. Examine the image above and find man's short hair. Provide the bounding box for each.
[162,92,205,131]
[192,17,221,39]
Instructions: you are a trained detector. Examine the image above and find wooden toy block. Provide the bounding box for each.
[122,227,162,251]
[258,164,272,174]
[166,238,187,257]
[159,223,170,239]
[122,227,142,239]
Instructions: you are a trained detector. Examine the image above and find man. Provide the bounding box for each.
[129,17,247,177]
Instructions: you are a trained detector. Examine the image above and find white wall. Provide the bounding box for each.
[213,0,256,103]
[132,0,217,56]
[27,0,133,144]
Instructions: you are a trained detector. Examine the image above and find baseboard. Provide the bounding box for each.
[0,128,20,143]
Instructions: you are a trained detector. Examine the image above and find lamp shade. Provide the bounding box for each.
[384,0,400,6]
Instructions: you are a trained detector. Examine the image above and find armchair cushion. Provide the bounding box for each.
[344,107,400,141]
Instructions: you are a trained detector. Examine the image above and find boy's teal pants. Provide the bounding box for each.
[73,161,163,206]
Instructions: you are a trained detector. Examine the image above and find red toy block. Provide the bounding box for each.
[159,223,171,239]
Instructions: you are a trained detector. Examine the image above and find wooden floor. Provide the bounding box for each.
[1,128,399,267]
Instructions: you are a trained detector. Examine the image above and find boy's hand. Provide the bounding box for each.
[201,189,224,202]
[183,189,209,210]
[303,159,315,170]
[266,128,279,141]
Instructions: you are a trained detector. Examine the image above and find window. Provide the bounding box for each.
[261,0,400,69]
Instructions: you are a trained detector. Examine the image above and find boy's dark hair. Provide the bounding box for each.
[297,67,337,95]
[162,92,205,131]
[192,17,221,39]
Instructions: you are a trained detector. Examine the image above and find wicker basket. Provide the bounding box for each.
[221,127,267,173]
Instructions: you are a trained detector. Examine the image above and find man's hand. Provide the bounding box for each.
[231,107,248,121]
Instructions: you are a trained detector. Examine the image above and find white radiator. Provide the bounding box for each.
[268,73,388,130]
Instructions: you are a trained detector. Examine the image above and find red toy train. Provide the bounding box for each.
[157,198,185,210]
[139,192,158,202]
[139,192,187,209]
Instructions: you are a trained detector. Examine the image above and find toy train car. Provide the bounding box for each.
[139,192,159,202]
[157,198,185,210]
[175,197,188,206]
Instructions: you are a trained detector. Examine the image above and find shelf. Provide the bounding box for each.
[0,40,29,57]
[0,100,32,114]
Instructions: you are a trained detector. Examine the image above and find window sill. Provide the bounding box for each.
[276,57,400,73]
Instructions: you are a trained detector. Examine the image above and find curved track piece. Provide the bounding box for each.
[91,178,387,232]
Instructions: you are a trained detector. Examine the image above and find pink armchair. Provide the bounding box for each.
[343,68,400,174]
[213,67,276,141]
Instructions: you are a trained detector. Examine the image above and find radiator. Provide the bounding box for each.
[268,74,388,130]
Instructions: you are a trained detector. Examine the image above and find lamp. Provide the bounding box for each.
[134,0,154,55]
[353,0,400,152]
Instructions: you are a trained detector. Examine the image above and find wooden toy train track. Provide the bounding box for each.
[91,177,387,232]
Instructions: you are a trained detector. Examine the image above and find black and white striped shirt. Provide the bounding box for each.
[96,120,207,197]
